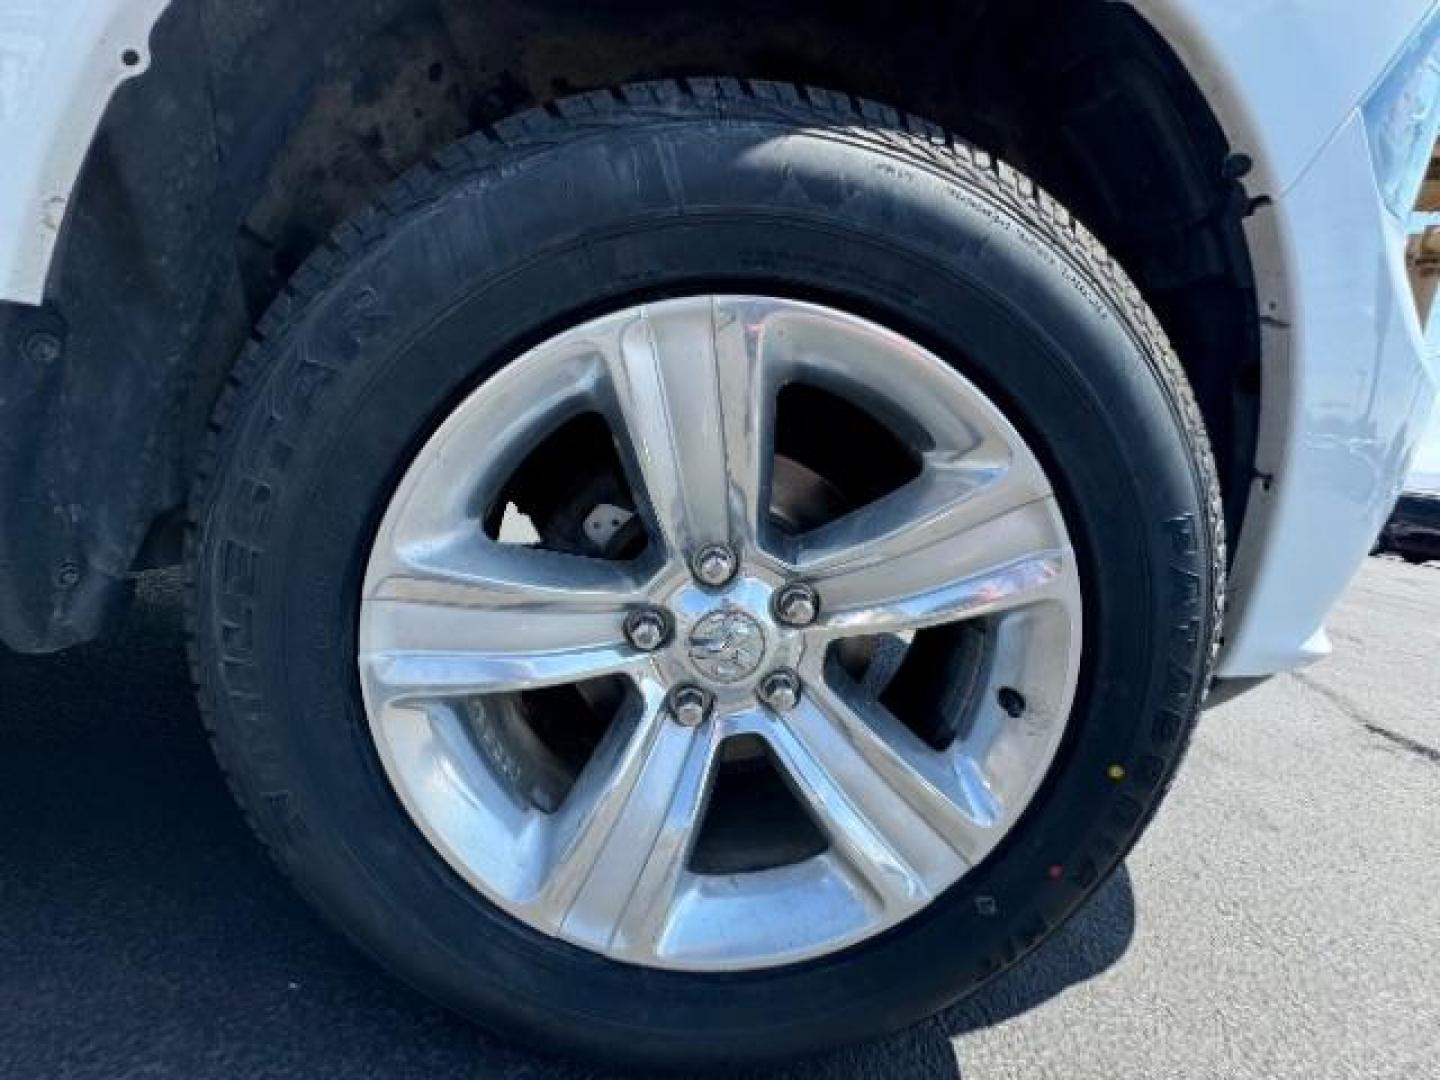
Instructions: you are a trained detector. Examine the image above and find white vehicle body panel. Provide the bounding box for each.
[1218,112,1440,677]
[0,0,165,306]
[1129,0,1435,196]
[1,0,1437,679]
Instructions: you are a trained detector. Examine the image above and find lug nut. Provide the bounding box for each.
[773,582,819,627]
[758,669,802,713]
[668,685,712,727]
[624,608,670,652]
[692,543,738,587]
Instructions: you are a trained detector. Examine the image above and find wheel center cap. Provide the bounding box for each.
[687,608,767,684]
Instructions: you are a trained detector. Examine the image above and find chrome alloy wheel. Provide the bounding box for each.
[358,296,1082,972]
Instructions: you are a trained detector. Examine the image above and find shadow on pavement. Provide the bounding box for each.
[0,574,1134,1079]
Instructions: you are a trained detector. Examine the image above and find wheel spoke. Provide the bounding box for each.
[600,298,772,559]
[712,298,776,547]
[759,680,993,913]
[360,537,651,700]
[812,679,1002,845]
[527,681,722,955]
[798,456,1074,636]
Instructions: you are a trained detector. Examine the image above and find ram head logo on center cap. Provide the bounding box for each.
[687,609,766,683]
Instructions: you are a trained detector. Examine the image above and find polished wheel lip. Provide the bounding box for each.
[357,295,1083,972]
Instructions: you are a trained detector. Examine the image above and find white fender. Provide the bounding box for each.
[0,0,170,305]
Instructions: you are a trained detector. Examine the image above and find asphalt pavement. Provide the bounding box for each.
[1,558,1436,1079]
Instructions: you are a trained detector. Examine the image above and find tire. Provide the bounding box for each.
[187,79,1223,1068]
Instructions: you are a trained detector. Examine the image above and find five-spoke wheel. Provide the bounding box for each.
[358,296,1082,970]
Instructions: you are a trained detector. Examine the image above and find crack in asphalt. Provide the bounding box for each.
[1360,722,1440,765]
[1292,671,1440,766]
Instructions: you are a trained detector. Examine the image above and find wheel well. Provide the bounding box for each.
[0,0,1259,650]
